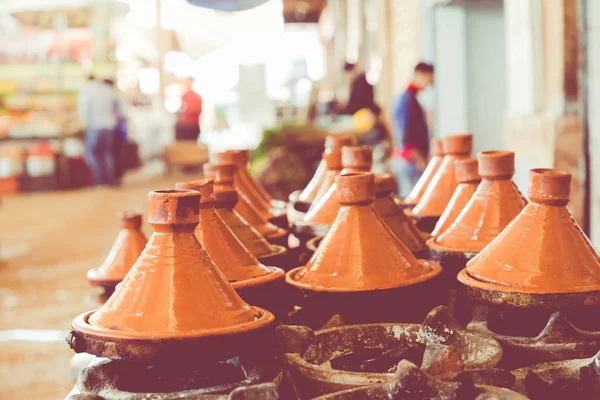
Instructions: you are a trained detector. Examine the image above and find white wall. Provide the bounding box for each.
[587,0,600,246]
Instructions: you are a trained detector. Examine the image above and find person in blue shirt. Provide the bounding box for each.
[390,62,435,196]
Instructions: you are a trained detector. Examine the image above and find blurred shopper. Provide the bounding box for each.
[390,62,435,196]
[78,76,125,186]
[104,79,129,185]
[357,104,392,173]
[176,78,203,141]
[340,62,374,116]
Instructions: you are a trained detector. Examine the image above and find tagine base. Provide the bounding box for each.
[266,230,289,248]
[292,222,330,245]
[410,215,439,234]
[268,212,289,230]
[257,244,298,272]
[234,273,291,320]
[428,247,477,290]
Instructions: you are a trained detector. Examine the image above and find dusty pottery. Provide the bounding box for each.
[293,134,356,213]
[411,133,473,233]
[175,179,289,316]
[205,163,290,269]
[286,173,442,324]
[402,138,445,208]
[279,306,504,399]
[373,173,428,256]
[428,151,526,281]
[87,212,148,293]
[431,158,481,238]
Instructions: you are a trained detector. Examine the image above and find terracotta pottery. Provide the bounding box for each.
[288,172,441,292]
[70,189,275,362]
[373,173,428,255]
[430,158,480,238]
[340,145,373,174]
[87,212,148,290]
[294,134,356,212]
[403,138,445,207]
[460,168,600,295]
[310,150,343,208]
[411,133,473,232]
[430,150,526,254]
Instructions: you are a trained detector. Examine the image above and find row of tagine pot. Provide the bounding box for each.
[69,136,600,400]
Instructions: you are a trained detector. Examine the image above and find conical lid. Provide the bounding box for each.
[302,181,340,227]
[341,146,373,174]
[404,138,444,206]
[298,134,355,203]
[430,158,480,238]
[463,168,600,294]
[373,174,427,253]
[234,192,287,238]
[88,212,148,285]
[431,151,527,253]
[205,163,275,258]
[412,134,473,217]
[292,173,441,291]
[309,150,343,210]
[88,190,260,336]
[175,179,273,283]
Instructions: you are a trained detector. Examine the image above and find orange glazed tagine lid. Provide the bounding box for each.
[430,158,480,238]
[72,190,274,343]
[403,138,444,207]
[204,163,278,259]
[311,149,343,207]
[87,211,148,289]
[341,145,373,174]
[429,150,526,254]
[373,173,427,254]
[175,179,284,288]
[459,168,600,295]
[287,173,441,292]
[412,133,473,218]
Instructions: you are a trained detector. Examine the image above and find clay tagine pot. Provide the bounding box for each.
[286,172,442,323]
[340,145,372,174]
[175,179,289,316]
[428,150,526,281]
[205,163,290,270]
[292,134,355,213]
[68,190,275,363]
[373,173,428,256]
[402,138,444,208]
[458,168,600,309]
[430,158,481,238]
[411,133,473,233]
[213,150,287,228]
[310,150,343,208]
[87,212,148,294]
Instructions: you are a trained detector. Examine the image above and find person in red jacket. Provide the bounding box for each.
[176,78,203,141]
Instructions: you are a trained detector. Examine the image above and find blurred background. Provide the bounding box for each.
[0,0,599,397]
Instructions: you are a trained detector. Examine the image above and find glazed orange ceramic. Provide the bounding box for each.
[311,150,343,209]
[87,212,148,287]
[430,158,480,238]
[460,169,600,294]
[290,173,441,291]
[404,138,445,206]
[87,190,263,336]
[373,173,427,253]
[341,146,373,174]
[412,133,473,217]
[175,179,283,287]
[204,163,275,258]
[430,151,527,253]
[302,182,340,227]
[233,190,287,241]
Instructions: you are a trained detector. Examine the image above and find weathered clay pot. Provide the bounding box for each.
[428,151,526,281]
[87,212,148,292]
[340,145,372,174]
[205,163,290,270]
[286,173,442,324]
[411,133,473,233]
[430,158,480,238]
[402,138,444,208]
[175,179,289,317]
[311,150,343,207]
[69,190,275,363]
[373,173,428,256]
[293,134,356,213]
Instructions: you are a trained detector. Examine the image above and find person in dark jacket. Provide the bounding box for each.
[341,62,374,116]
[390,62,435,196]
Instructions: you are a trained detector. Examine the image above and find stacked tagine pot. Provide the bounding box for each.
[411,133,473,232]
[401,138,445,209]
[68,190,279,399]
[428,150,526,284]
[86,211,147,300]
[286,172,442,326]
[175,179,289,317]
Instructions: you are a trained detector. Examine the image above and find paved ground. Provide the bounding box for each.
[0,163,193,399]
